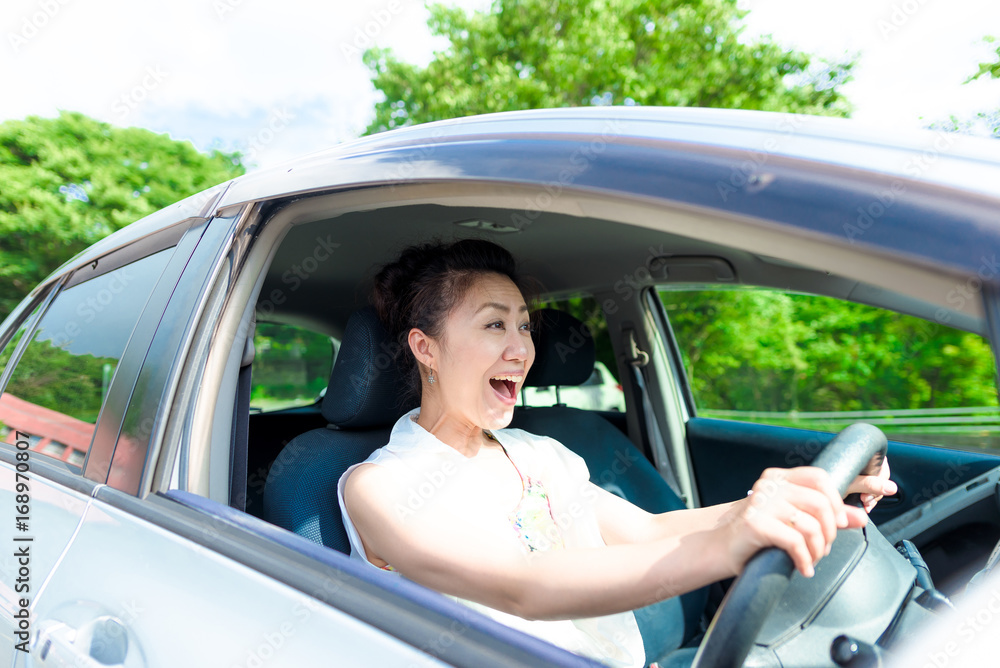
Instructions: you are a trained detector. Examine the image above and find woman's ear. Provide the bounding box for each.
[408,328,435,371]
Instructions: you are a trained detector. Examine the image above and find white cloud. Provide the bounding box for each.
[739,0,1000,130]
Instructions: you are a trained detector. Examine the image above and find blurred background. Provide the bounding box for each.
[2,0,999,450]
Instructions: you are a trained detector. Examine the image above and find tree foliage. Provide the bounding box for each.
[967,36,1000,83]
[933,37,1000,138]
[661,290,997,413]
[0,339,116,424]
[0,111,243,322]
[250,322,334,410]
[364,0,854,134]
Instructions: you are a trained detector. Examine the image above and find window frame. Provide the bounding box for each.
[105,208,251,496]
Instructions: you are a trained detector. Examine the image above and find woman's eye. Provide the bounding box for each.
[487,321,504,329]
[519,322,532,332]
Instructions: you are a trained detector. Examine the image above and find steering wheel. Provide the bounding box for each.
[691,423,888,668]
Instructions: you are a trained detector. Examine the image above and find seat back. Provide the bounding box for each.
[511,309,707,658]
[263,307,416,553]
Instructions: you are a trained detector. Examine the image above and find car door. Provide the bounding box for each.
[0,206,437,667]
[649,284,1000,595]
[0,223,186,665]
[3,198,594,668]
[0,290,92,662]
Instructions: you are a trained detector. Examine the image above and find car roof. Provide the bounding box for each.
[216,106,1000,280]
[222,106,1000,204]
[35,107,1000,336]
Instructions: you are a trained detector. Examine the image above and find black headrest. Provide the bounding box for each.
[524,308,596,387]
[322,307,418,428]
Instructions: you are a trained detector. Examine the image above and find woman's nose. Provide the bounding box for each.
[504,332,531,360]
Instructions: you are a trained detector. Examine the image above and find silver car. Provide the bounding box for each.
[2,107,1000,667]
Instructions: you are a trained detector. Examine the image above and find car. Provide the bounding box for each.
[2,106,1000,667]
[522,361,626,412]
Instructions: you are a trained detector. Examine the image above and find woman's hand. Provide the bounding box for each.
[719,467,870,579]
[846,457,897,513]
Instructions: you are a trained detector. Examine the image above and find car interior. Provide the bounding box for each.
[164,181,1000,664]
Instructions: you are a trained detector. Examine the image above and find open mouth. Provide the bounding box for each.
[489,375,519,402]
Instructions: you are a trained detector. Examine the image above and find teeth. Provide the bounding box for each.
[491,374,521,382]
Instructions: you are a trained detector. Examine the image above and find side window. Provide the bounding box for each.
[0,303,42,446]
[250,322,335,413]
[521,296,626,412]
[0,302,41,373]
[661,287,1000,452]
[0,249,173,469]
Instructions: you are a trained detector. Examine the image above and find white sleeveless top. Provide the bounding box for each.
[337,408,645,667]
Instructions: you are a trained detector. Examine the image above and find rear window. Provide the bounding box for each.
[250,322,336,412]
[0,248,173,468]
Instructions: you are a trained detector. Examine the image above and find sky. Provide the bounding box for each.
[2,0,998,170]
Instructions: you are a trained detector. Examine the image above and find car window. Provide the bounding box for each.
[0,304,42,446]
[0,249,173,469]
[521,296,626,412]
[660,287,1000,452]
[250,322,335,413]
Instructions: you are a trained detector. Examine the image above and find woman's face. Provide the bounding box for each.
[426,273,535,431]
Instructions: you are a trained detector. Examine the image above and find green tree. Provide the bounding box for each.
[968,37,1000,82]
[0,111,243,322]
[364,0,854,134]
[932,37,1000,138]
[661,289,997,414]
[0,340,116,424]
[969,37,1000,137]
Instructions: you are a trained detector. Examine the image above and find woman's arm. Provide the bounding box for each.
[344,462,867,621]
[595,458,897,546]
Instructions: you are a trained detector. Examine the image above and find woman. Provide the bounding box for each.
[338,239,895,667]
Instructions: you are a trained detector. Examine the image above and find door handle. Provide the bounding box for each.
[32,615,132,667]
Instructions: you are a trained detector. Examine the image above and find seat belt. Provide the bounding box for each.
[230,314,256,511]
[625,329,685,503]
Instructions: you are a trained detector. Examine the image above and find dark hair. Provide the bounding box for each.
[371,239,532,401]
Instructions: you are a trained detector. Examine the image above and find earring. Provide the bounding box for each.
[428,370,436,385]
